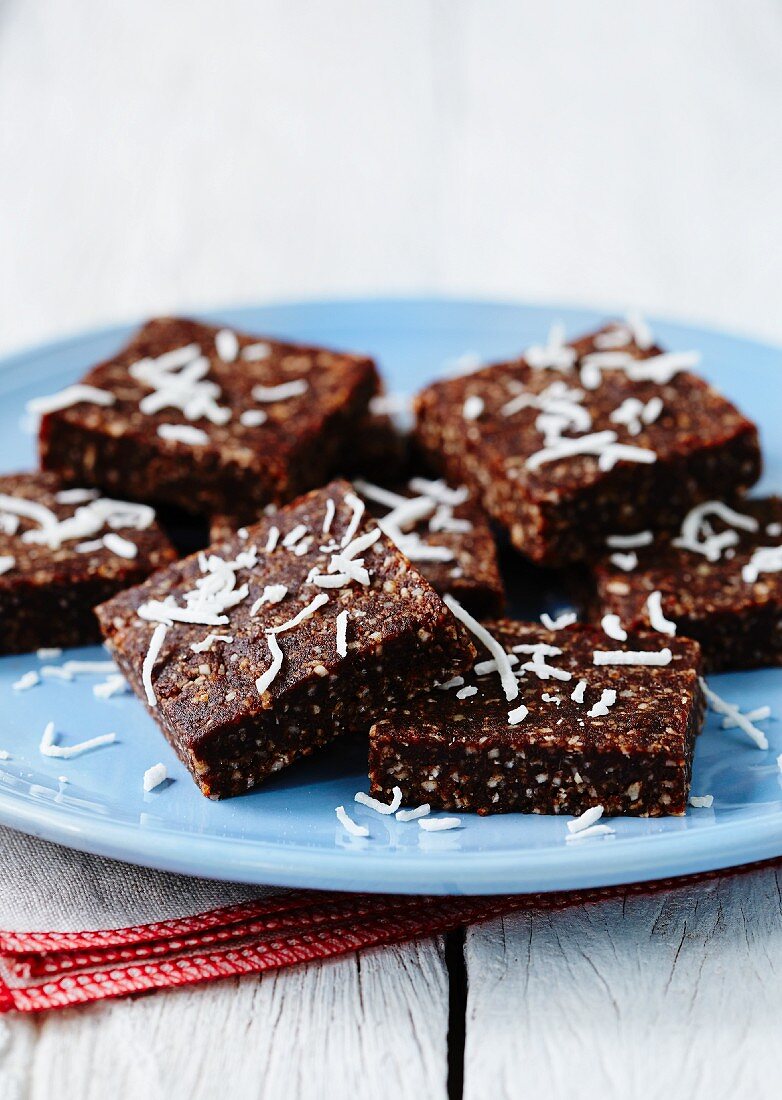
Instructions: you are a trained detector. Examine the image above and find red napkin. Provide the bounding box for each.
[1,890,528,1012]
[0,824,765,1014]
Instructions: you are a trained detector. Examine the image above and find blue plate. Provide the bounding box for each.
[0,298,780,895]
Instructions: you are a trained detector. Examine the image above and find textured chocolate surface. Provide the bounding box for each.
[210,477,505,619]
[414,324,761,566]
[0,471,176,654]
[357,478,505,617]
[340,407,411,485]
[97,480,476,799]
[369,620,704,817]
[588,497,782,672]
[40,317,379,517]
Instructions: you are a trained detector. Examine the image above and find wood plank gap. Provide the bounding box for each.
[445,926,467,1100]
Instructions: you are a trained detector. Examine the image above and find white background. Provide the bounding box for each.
[1,0,780,356]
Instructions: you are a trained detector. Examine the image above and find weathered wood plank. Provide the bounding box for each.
[463,865,782,1100]
[0,1014,39,1100]
[25,938,449,1100]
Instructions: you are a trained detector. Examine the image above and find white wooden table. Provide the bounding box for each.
[2,862,781,1100]
[1,2,781,1095]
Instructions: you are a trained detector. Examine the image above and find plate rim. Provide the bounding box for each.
[1,295,781,895]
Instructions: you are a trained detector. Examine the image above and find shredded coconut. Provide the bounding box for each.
[46,660,118,677]
[255,633,284,695]
[242,341,272,361]
[75,539,105,554]
[240,409,268,427]
[721,705,771,729]
[609,552,638,572]
[396,804,431,822]
[335,609,349,657]
[642,395,664,424]
[0,555,14,575]
[143,763,168,792]
[53,489,97,505]
[628,349,700,383]
[579,351,635,389]
[139,551,252,627]
[93,674,129,699]
[601,614,627,641]
[587,688,617,718]
[215,329,239,363]
[429,505,471,534]
[646,590,676,635]
[443,594,518,702]
[526,429,616,469]
[626,310,653,350]
[265,526,280,552]
[322,498,336,534]
[673,501,758,562]
[354,480,408,510]
[190,633,234,653]
[340,492,365,547]
[26,384,116,416]
[475,653,520,676]
[524,323,577,372]
[36,647,63,659]
[310,573,351,589]
[435,675,465,691]
[335,805,369,837]
[456,685,478,699]
[251,380,308,402]
[610,397,656,436]
[594,324,632,350]
[570,680,587,704]
[266,593,329,635]
[606,530,653,549]
[408,478,470,507]
[463,395,484,420]
[508,704,528,725]
[593,648,672,667]
[354,787,403,815]
[39,722,117,759]
[419,816,462,832]
[742,545,782,584]
[328,526,381,585]
[540,611,577,630]
[12,670,40,691]
[18,495,153,553]
[700,679,768,750]
[131,346,230,425]
[102,532,138,559]
[40,666,74,681]
[567,804,604,834]
[511,643,562,657]
[689,794,714,809]
[142,623,168,706]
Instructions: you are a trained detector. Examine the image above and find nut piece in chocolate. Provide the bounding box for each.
[414,320,760,566]
[588,497,782,672]
[0,471,177,655]
[369,619,704,817]
[38,317,379,517]
[96,480,476,799]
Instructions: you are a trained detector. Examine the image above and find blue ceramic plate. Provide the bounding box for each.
[0,299,780,895]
